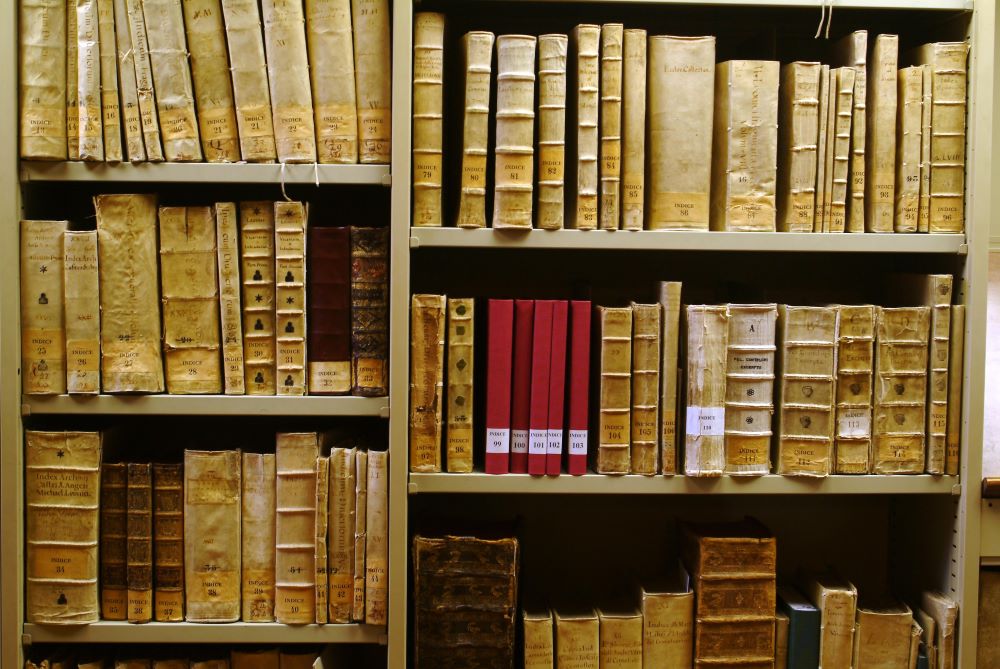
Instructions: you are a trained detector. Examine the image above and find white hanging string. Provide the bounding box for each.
[279,161,291,201]
[825,0,834,39]
[815,0,826,39]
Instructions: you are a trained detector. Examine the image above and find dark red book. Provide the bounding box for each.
[510,300,534,474]
[567,300,592,475]
[485,299,515,475]
[307,226,351,394]
[528,300,554,476]
[546,301,569,475]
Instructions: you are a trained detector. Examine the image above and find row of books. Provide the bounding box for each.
[20,199,388,397]
[412,15,969,235]
[408,275,964,477]
[18,0,391,164]
[25,431,388,626]
[26,647,354,669]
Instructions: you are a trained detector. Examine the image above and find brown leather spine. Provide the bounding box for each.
[307,226,351,394]
[152,463,184,621]
[350,227,389,396]
[101,462,128,620]
[127,463,153,623]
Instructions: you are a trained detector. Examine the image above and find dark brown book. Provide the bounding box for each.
[350,226,389,396]
[230,648,280,669]
[152,463,184,622]
[101,463,128,620]
[307,226,351,395]
[127,463,153,623]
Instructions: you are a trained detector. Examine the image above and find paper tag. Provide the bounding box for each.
[538,145,564,182]
[239,105,276,139]
[546,429,563,455]
[309,361,352,394]
[78,105,102,139]
[511,429,529,454]
[275,105,315,141]
[22,106,65,139]
[623,172,643,207]
[529,429,547,456]
[154,590,183,621]
[30,545,92,580]
[601,139,621,176]
[685,406,725,437]
[497,152,533,187]
[462,153,487,189]
[158,106,198,141]
[413,48,443,81]
[199,106,238,140]
[651,191,710,228]
[838,409,871,438]
[414,153,441,185]
[102,591,126,619]
[354,358,385,390]
[569,429,588,455]
[359,108,391,141]
[576,196,599,229]
[486,428,510,454]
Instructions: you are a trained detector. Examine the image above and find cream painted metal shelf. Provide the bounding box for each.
[410,228,968,253]
[20,394,389,417]
[450,0,972,8]
[21,622,387,645]
[19,161,391,185]
[409,473,961,495]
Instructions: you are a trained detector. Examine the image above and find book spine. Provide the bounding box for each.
[182,0,240,161]
[724,304,777,476]
[621,29,645,230]
[365,450,388,624]
[853,608,913,667]
[873,307,931,473]
[142,0,202,161]
[813,65,830,232]
[274,201,308,395]
[240,202,277,394]
[352,0,391,163]
[524,611,555,669]
[528,300,554,475]
[152,463,184,622]
[127,462,153,623]
[447,298,475,473]
[19,0,67,159]
[158,206,224,394]
[412,12,445,227]
[66,0,79,159]
[546,301,569,475]
[535,34,567,231]
[95,194,165,392]
[571,25,599,230]
[599,24,623,230]
[241,452,276,621]
[61,245,103,389]
[818,589,858,668]
[895,66,923,233]
[100,462,128,619]
[328,448,356,622]
[352,450,368,621]
[216,202,245,394]
[307,226,351,394]
[834,305,875,474]
[112,0,144,161]
[918,65,932,234]
[776,306,837,476]
[631,303,661,475]
[822,65,836,232]
[777,62,820,232]
[485,299,515,474]
[315,456,330,624]
[262,0,317,162]
[845,32,867,233]
[945,305,965,476]
[96,0,121,161]
[599,611,643,668]
[493,34,536,229]
[926,276,953,474]
[658,282,682,474]
[684,305,728,476]
[220,0,277,161]
[457,31,495,228]
[275,433,319,623]
[642,591,694,666]
[124,0,164,160]
[350,226,389,395]
[77,0,104,160]
[556,613,600,666]
[647,35,715,230]
[305,0,358,163]
[409,294,446,472]
[510,299,534,473]
[21,220,68,395]
[710,60,779,232]
[184,449,241,622]
[830,67,856,233]
[921,43,968,233]
[596,306,632,474]
[567,300,591,475]
[25,432,101,624]
[865,34,898,233]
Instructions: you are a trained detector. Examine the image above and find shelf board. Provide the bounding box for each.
[22,622,387,645]
[409,473,961,495]
[20,161,391,185]
[21,394,390,417]
[450,0,971,8]
[410,228,967,254]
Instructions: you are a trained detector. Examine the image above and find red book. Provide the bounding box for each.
[485,299,515,474]
[566,300,592,475]
[528,300,554,475]
[306,226,351,394]
[546,301,569,475]
[510,300,534,473]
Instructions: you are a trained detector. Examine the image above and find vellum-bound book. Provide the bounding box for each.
[221,0,277,161]
[776,306,837,477]
[710,60,779,232]
[64,230,100,394]
[21,219,67,395]
[240,202,277,394]
[25,431,101,624]
[659,282,682,474]
[641,575,694,666]
[182,0,240,162]
[275,433,319,623]
[873,306,931,473]
[158,206,223,394]
[684,305,728,477]
[829,67,856,233]
[536,33,567,231]
[895,66,923,233]
[76,0,104,160]
[274,201,308,395]
[410,294,446,472]
[805,574,858,669]
[262,0,317,162]
[124,0,164,161]
[19,0,66,159]
[724,304,777,476]
[833,30,867,232]
[921,591,958,669]
[647,35,715,230]
[447,298,474,472]
[555,608,600,667]
[315,456,329,623]
[241,452,276,621]
[631,303,661,475]
[352,450,367,621]
[919,65,932,233]
[946,304,965,475]
[456,31,495,228]
[95,194,164,393]
[598,607,642,669]
[621,29,645,230]
[215,203,245,394]
[493,35,536,228]
[112,0,144,161]
[570,24,599,230]
[95,0,122,162]
[821,66,836,232]
[66,0,78,159]
[813,65,830,231]
[523,608,554,669]
[143,0,202,161]
[595,306,632,474]
[352,0,391,163]
[412,13,445,227]
[306,0,358,163]
[599,23,624,230]
[365,449,388,624]
[776,62,820,232]
[834,305,875,474]
[852,600,913,668]
[865,34,899,233]
[328,447,356,623]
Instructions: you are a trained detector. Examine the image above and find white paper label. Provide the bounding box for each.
[546,429,563,455]
[529,430,547,456]
[837,409,871,438]
[569,430,588,456]
[511,429,529,455]
[685,406,725,437]
[486,428,510,454]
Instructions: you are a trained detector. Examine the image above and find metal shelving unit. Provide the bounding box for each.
[22,622,388,645]
[20,394,390,417]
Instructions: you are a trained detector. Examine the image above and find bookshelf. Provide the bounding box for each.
[21,622,388,645]
[20,395,391,417]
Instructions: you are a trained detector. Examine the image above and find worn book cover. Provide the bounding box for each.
[352,0,391,163]
[658,282,682,474]
[112,0,144,161]
[240,201,276,395]
[599,24,624,230]
[241,452,276,621]
[447,298,475,472]
[19,0,66,159]
[621,29,646,230]
[895,66,923,233]
[275,202,308,395]
[493,34,536,229]
[101,462,128,619]
[350,226,389,396]
[151,463,183,622]
[833,30,867,232]
[599,607,642,668]
[306,0,358,163]
[569,25,599,230]
[221,0,276,161]
[684,305,728,477]
[275,433,318,623]
[412,12,445,227]
[536,34,566,231]
[805,574,858,669]
[21,219,67,395]
[365,449,388,624]
[852,599,913,668]
[307,226,351,395]
[630,303,661,474]
[328,447,356,622]
[724,304,777,476]
[595,306,632,474]
[834,305,875,474]
[641,573,694,667]
[262,0,316,162]
[457,31,495,228]
[865,34,899,233]
[523,607,554,669]
[215,203,245,394]
[410,294,447,472]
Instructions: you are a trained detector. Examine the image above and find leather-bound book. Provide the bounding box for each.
[127,463,153,623]
[350,226,389,396]
[20,219,67,395]
[152,463,183,622]
[101,462,128,619]
[241,452,276,621]
[307,226,351,395]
